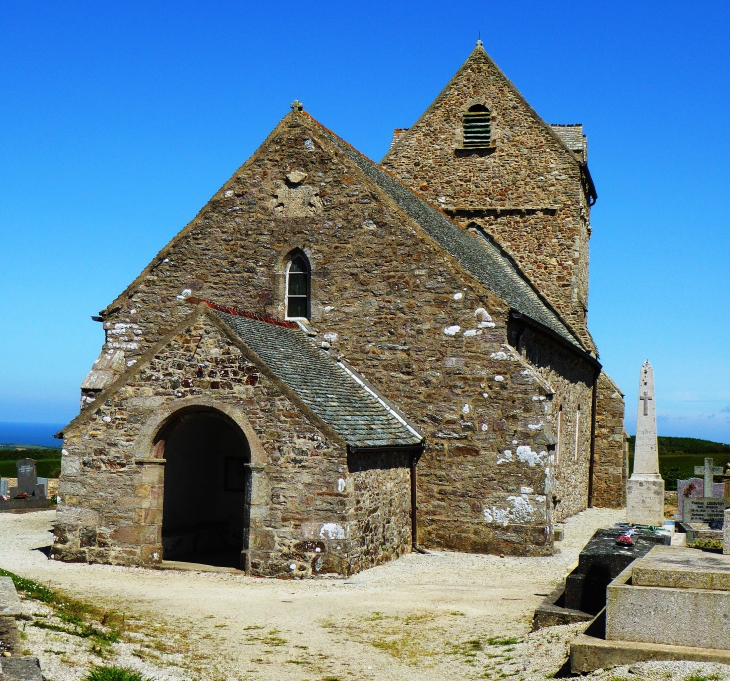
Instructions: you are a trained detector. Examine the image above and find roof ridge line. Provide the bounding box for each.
[302,112,479,231]
[336,358,423,441]
[306,115,583,349]
[467,226,590,353]
[187,297,298,329]
[380,45,583,167]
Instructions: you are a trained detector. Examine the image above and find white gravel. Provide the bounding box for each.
[1,508,729,680]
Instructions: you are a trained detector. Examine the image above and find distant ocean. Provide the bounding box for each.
[0,422,64,448]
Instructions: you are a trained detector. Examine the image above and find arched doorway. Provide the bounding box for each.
[156,407,250,568]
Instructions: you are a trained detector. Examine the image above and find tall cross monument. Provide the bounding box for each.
[626,360,665,525]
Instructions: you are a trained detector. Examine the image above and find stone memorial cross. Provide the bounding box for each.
[627,360,665,525]
[16,458,38,496]
[694,458,723,498]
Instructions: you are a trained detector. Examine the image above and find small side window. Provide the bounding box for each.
[285,254,310,320]
[463,104,491,148]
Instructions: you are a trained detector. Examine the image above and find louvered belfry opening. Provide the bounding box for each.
[463,104,491,148]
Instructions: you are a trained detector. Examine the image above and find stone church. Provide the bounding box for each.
[53,42,626,577]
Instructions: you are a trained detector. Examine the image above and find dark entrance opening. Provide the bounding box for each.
[157,408,250,568]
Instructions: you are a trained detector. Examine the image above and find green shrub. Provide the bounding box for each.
[687,539,723,552]
[84,666,153,681]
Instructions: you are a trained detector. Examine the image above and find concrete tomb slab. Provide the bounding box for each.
[571,544,730,672]
[572,625,730,674]
[631,545,730,590]
[724,508,730,555]
[533,527,669,628]
[606,546,730,651]
[681,521,723,543]
[0,656,44,681]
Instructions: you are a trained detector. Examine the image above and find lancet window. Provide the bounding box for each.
[285,253,310,320]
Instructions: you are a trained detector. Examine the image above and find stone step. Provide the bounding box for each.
[0,657,44,681]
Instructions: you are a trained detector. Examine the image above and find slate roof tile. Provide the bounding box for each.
[215,311,423,449]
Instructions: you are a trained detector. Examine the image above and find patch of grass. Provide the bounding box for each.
[684,674,721,681]
[31,619,120,643]
[486,637,521,646]
[0,567,123,649]
[447,637,484,658]
[0,568,58,604]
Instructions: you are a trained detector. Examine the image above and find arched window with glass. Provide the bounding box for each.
[285,253,310,320]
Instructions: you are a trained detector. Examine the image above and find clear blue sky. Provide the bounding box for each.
[1,2,728,442]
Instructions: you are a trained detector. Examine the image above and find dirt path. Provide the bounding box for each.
[5,507,726,681]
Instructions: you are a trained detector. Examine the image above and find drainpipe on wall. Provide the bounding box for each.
[411,453,429,554]
[587,367,600,507]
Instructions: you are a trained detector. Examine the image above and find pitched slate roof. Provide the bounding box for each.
[550,124,586,159]
[214,310,423,448]
[311,120,583,349]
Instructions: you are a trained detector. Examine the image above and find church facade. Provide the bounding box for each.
[53,44,626,577]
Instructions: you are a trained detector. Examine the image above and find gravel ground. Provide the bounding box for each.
[1,508,729,681]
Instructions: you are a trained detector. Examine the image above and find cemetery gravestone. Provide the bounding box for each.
[16,459,38,496]
[724,509,730,555]
[0,479,7,498]
[695,458,724,498]
[35,477,48,499]
[677,478,724,519]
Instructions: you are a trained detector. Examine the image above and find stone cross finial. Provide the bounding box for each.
[694,457,723,498]
[290,100,303,112]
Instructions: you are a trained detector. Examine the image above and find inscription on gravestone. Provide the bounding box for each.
[16,458,38,496]
[685,498,730,526]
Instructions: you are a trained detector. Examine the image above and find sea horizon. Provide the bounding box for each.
[0,421,65,448]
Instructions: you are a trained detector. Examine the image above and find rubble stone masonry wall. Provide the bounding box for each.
[381,48,593,348]
[54,316,412,576]
[69,113,605,558]
[592,371,627,508]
